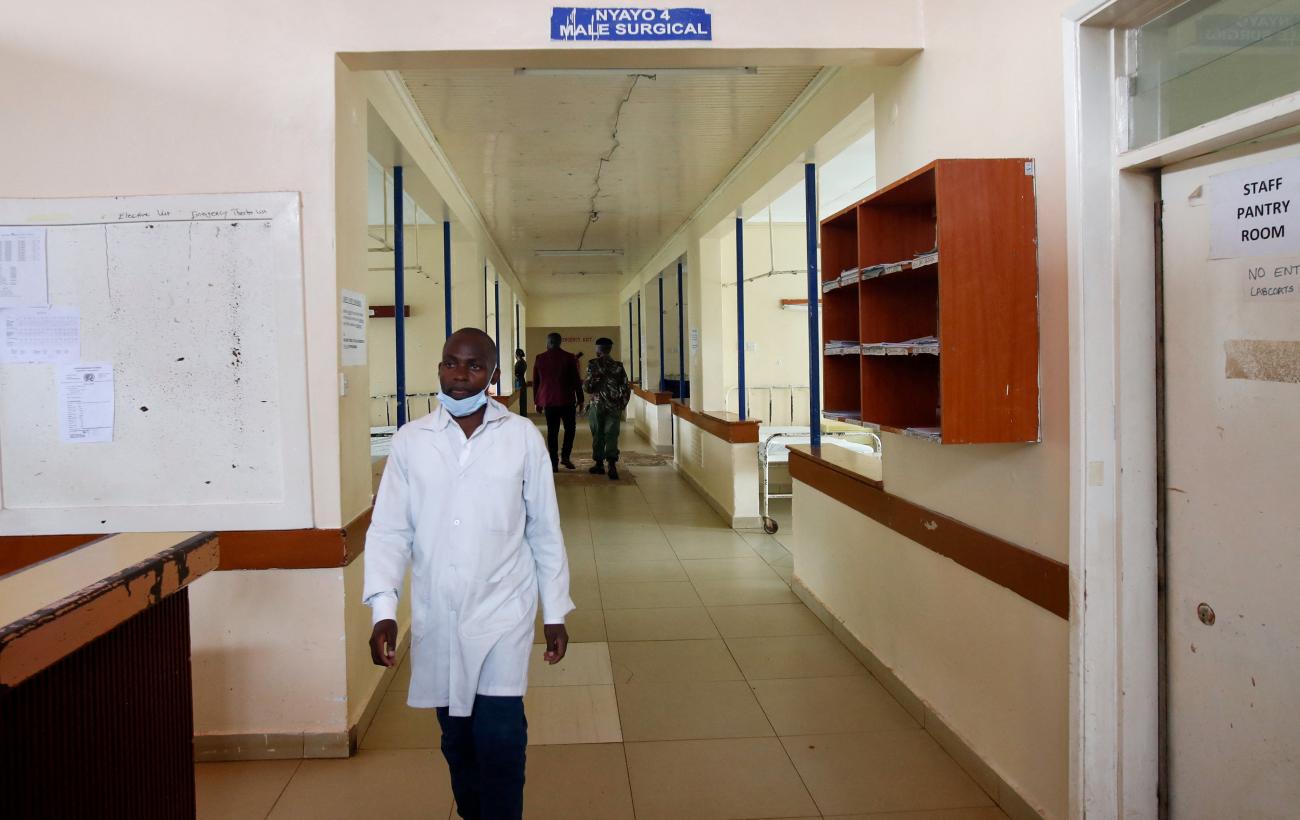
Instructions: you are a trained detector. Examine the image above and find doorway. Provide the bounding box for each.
[1158,132,1300,817]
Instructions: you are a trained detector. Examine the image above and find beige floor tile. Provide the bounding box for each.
[360,688,440,749]
[569,577,603,609]
[196,759,300,820]
[615,679,774,741]
[524,744,635,820]
[625,738,818,820]
[693,577,801,606]
[825,809,1009,820]
[771,560,795,582]
[268,749,452,820]
[667,531,759,559]
[739,531,794,563]
[680,555,782,581]
[604,607,719,641]
[596,558,687,582]
[562,525,594,547]
[609,639,743,683]
[781,731,994,816]
[727,634,868,680]
[592,541,680,562]
[535,608,607,643]
[600,580,703,609]
[524,684,623,745]
[528,641,613,687]
[707,604,828,638]
[661,522,745,538]
[750,676,920,736]
[592,526,672,547]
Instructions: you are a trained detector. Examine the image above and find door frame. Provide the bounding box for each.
[1062,2,1300,817]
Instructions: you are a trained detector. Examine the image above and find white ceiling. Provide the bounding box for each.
[398,67,822,295]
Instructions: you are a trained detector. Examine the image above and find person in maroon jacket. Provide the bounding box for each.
[532,333,584,471]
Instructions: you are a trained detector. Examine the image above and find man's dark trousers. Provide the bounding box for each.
[543,405,576,468]
[436,695,527,820]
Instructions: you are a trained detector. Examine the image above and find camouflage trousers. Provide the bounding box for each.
[587,405,622,463]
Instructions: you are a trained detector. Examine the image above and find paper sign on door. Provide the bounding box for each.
[1209,157,1300,259]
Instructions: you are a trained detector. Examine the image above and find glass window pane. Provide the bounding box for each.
[1130,0,1300,148]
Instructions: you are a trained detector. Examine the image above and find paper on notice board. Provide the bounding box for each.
[0,228,49,308]
[57,362,114,443]
[1,306,80,363]
[340,289,368,367]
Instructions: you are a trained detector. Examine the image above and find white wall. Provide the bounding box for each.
[674,415,760,526]
[529,291,620,328]
[791,2,1074,816]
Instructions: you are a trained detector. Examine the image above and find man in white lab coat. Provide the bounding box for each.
[365,327,574,820]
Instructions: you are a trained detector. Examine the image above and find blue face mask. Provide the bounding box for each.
[437,388,489,417]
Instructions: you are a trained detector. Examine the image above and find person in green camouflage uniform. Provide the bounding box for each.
[583,337,631,481]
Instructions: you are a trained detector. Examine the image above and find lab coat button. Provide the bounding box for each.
[453,519,461,526]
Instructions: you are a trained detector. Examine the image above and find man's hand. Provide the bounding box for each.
[369,619,398,668]
[542,623,569,664]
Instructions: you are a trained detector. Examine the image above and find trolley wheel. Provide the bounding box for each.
[762,517,779,534]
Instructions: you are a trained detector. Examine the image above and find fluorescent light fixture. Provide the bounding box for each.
[515,67,757,78]
[551,270,621,276]
[535,249,624,257]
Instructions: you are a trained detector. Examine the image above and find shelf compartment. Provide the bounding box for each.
[860,354,940,433]
[822,286,860,342]
[859,267,937,345]
[820,207,858,285]
[822,354,862,418]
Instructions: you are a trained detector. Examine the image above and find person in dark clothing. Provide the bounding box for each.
[512,349,529,417]
[532,333,584,471]
[583,338,631,481]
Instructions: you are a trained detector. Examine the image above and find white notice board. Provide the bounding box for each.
[0,193,311,533]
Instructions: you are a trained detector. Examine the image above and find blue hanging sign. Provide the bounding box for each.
[551,7,713,41]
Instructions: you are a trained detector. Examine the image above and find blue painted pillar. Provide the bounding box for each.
[494,275,501,376]
[442,221,452,340]
[657,275,666,393]
[484,263,489,331]
[677,260,686,400]
[393,166,407,427]
[736,217,747,420]
[805,162,821,447]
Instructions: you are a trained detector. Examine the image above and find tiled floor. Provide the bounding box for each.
[196,426,1007,819]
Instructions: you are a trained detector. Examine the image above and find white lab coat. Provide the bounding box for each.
[363,399,574,716]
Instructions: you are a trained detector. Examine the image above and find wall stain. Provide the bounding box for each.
[1224,340,1300,384]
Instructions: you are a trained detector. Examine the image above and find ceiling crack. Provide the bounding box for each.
[577,73,655,250]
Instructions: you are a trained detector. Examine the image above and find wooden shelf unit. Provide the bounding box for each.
[819,158,1040,444]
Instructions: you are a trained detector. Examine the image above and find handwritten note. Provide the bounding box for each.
[1,306,80,363]
[0,228,48,308]
[57,362,114,443]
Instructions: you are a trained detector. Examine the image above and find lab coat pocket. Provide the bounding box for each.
[458,568,532,640]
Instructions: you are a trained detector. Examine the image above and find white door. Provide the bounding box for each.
[1161,135,1300,817]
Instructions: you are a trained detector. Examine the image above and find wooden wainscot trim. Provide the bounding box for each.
[0,532,220,687]
[217,506,373,571]
[631,383,672,405]
[0,534,104,577]
[670,401,761,444]
[788,447,1068,620]
[0,508,375,576]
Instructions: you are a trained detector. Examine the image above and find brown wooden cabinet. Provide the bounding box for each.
[820,158,1040,444]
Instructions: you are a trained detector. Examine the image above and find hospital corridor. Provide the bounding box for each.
[196,425,1003,820]
[3,2,1300,819]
